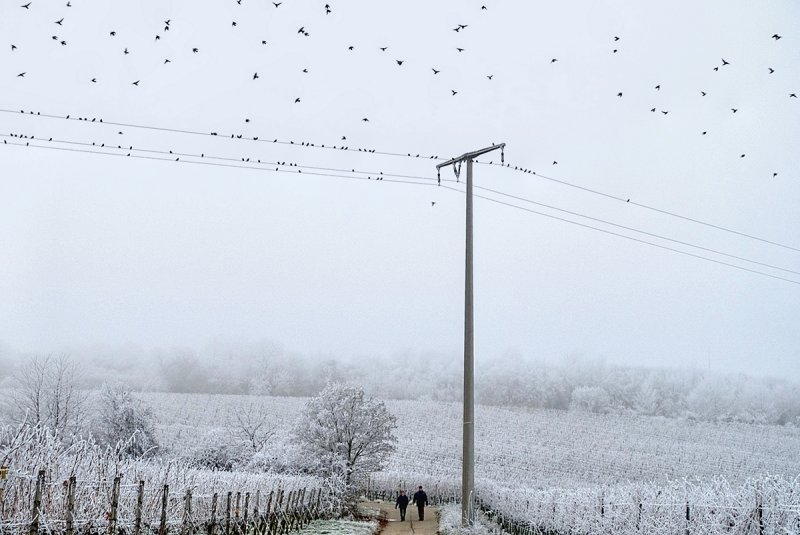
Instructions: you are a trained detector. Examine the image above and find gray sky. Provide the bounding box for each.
[1,0,798,379]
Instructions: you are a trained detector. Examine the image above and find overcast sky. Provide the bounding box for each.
[1,0,798,379]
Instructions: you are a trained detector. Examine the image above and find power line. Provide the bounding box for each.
[0,133,444,184]
[439,185,800,286]
[4,133,797,283]
[0,108,446,161]
[6,106,797,255]
[473,160,800,253]
[472,184,800,276]
[0,138,440,188]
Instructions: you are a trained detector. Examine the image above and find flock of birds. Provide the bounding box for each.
[5,1,797,179]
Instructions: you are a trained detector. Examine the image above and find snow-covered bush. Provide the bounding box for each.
[93,382,159,457]
[570,386,611,414]
[183,429,251,471]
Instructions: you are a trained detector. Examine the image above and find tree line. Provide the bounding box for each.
[1,348,798,426]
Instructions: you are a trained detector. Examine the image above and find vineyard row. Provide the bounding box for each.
[0,470,329,535]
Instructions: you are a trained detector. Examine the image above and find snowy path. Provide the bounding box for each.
[362,500,440,535]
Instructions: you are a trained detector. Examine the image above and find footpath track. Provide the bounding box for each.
[360,500,440,535]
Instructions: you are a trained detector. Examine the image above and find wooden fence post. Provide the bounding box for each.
[243,492,250,535]
[66,476,76,535]
[159,485,169,535]
[134,480,144,535]
[108,476,121,535]
[225,492,232,535]
[756,492,764,535]
[685,502,690,535]
[182,488,192,535]
[29,470,45,535]
[210,493,218,535]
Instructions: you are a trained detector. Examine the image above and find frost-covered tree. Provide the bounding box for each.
[293,383,397,496]
[94,382,159,457]
[4,354,86,435]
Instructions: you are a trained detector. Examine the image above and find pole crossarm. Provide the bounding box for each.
[437,143,505,184]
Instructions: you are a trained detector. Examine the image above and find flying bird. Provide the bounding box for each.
[552,161,558,165]
[362,117,369,122]
[456,48,464,52]
[481,5,487,9]
[768,68,774,74]
[91,77,96,83]
[773,172,778,177]
[617,92,623,97]
[451,89,458,95]
[21,2,31,8]
[11,44,17,50]
[294,97,300,103]
[164,58,171,63]
[232,21,237,27]
[253,72,259,80]
[348,46,354,50]
[550,58,557,63]
[791,93,798,98]
[396,59,403,66]
[740,154,745,158]
[772,34,782,40]
[651,108,656,112]
[192,47,198,52]
[55,17,63,25]
[614,36,620,41]
[731,108,738,113]
[431,202,436,206]
[297,27,305,34]
[380,47,388,51]
[721,58,730,65]
[702,131,707,135]
[432,68,440,74]
[17,72,25,77]
[132,80,139,86]
[487,74,493,80]
[124,47,129,54]
[701,91,707,96]
[272,2,281,6]
[661,110,669,115]
[655,84,660,90]
[110,31,116,36]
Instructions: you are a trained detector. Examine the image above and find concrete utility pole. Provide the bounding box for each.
[436,143,505,527]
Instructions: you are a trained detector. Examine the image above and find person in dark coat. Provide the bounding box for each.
[395,490,409,521]
[412,486,428,520]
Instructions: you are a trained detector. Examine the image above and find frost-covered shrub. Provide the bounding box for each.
[183,429,251,471]
[570,386,611,414]
[248,434,321,474]
[93,382,159,457]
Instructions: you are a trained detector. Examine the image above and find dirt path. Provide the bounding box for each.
[360,500,440,535]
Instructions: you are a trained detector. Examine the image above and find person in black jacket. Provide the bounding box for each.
[412,486,428,520]
[395,490,409,521]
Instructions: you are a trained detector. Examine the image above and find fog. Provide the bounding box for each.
[1,342,797,426]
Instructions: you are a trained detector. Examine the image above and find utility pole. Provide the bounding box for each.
[436,143,505,527]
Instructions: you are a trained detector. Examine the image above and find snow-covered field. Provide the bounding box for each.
[139,392,800,490]
[139,392,800,534]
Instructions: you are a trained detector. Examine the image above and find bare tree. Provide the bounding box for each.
[232,404,274,452]
[4,354,86,435]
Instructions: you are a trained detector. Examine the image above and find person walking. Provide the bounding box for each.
[395,490,409,521]
[412,486,428,521]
